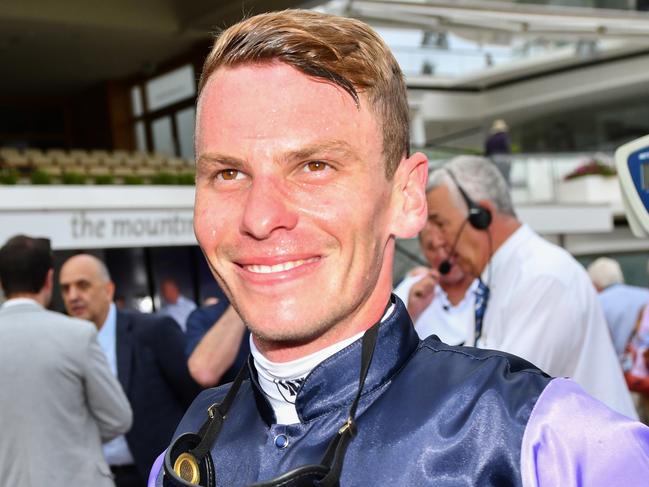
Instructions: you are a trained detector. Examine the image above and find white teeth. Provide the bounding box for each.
[246,257,318,274]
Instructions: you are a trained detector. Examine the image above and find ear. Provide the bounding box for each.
[106,280,116,301]
[390,151,428,238]
[476,199,496,215]
[43,268,54,293]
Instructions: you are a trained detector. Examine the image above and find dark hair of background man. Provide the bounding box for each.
[0,235,52,295]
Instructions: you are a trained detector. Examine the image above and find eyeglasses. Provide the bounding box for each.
[162,310,383,487]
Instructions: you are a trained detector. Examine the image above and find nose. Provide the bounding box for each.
[240,176,298,240]
[422,222,446,249]
[429,226,447,249]
[66,286,80,302]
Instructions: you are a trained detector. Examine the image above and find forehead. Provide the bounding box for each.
[427,185,453,208]
[59,258,100,283]
[195,62,381,160]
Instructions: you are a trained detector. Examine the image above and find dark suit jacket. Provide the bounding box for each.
[116,310,201,478]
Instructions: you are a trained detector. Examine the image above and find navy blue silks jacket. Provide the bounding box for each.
[155,298,552,486]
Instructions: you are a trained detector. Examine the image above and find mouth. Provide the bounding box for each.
[243,257,320,274]
[68,304,86,315]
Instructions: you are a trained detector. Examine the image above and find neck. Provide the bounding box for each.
[253,288,391,362]
[441,275,475,305]
[7,292,47,307]
[485,216,521,260]
[254,251,395,362]
[94,304,112,330]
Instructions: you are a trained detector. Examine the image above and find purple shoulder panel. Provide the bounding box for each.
[521,378,649,487]
[148,451,165,487]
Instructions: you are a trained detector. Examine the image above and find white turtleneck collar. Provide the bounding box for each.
[250,302,395,424]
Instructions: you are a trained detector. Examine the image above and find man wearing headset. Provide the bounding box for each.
[150,10,649,487]
[426,155,637,419]
[394,201,477,346]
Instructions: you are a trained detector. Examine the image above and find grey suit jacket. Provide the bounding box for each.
[0,300,133,487]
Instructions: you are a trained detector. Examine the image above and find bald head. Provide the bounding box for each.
[59,254,115,328]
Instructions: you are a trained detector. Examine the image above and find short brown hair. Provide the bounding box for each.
[198,9,410,178]
[0,235,52,296]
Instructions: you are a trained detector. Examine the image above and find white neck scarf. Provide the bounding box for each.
[250,302,395,424]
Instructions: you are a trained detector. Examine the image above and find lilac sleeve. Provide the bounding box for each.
[521,378,649,487]
[148,451,165,487]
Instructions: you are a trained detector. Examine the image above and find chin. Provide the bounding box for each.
[243,303,336,345]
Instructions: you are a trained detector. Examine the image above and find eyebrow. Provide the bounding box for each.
[284,140,359,163]
[197,140,361,169]
[197,153,246,169]
[59,278,90,287]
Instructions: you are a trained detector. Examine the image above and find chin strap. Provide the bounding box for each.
[314,322,379,487]
[194,361,249,461]
[169,362,249,485]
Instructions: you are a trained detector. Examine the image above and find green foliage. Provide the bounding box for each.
[123,175,144,185]
[30,169,52,185]
[94,174,115,185]
[177,172,195,185]
[62,171,87,185]
[0,169,18,185]
[151,171,178,185]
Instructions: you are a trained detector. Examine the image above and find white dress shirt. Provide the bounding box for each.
[479,224,637,419]
[394,274,477,345]
[97,303,135,466]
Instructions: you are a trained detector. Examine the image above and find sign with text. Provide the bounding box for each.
[0,209,196,250]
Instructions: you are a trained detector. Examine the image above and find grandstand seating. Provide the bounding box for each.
[0,148,195,185]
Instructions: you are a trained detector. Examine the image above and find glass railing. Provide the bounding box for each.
[424,151,622,211]
[395,149,625,284]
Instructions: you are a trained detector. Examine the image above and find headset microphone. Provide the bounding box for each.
[437,169,493,275]
[438,260,452,275]
[438,217,469,275]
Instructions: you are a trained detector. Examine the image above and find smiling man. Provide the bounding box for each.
[394,182,478,345]
[152,10,649,487]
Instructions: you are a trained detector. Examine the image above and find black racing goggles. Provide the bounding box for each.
[162,318,381,487]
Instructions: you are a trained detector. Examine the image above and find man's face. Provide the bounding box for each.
[194,63,410,358]
[59,256,113,328]
[426,185,489,277]
[161,280,180,304]
[419,216,466,285]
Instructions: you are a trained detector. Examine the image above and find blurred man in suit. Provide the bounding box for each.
[0,235,132,487]
[158,277,196,331]
[60,254,200,487]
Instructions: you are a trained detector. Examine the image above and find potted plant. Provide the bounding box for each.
[557,156,621,209]
[563,159,616,181]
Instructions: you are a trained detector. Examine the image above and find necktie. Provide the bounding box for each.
[474,279,490,346]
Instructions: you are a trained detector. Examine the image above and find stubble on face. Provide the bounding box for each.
[193,63,398,360]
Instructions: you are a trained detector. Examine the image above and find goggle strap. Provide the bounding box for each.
[191,359,250,461]
[315,322,380,486]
